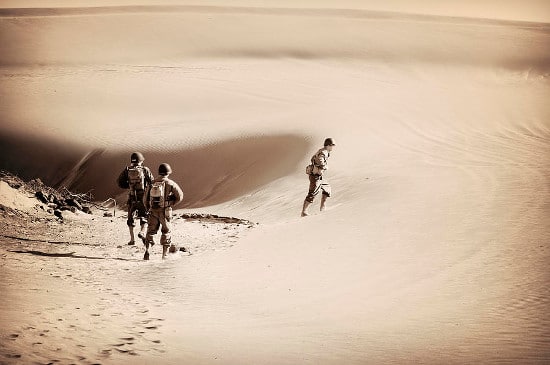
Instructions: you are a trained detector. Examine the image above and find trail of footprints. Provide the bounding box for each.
[102,316,167,358]
[2,213,257,363]
[5,310,167,364]
[4,258,167,364]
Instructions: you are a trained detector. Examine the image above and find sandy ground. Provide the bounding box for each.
[1,3,550,365]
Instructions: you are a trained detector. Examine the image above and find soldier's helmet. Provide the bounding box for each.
[158,163,172,176]
[130,152,145,163]
[324,138,336,146]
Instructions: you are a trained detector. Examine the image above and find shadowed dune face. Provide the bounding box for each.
[0,132,89,186]
[1,132,310,207]
[66,134,310,208]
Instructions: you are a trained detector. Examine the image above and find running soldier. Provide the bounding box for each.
[302,138,336,217]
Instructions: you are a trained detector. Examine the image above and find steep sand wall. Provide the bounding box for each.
[0,132,311,207]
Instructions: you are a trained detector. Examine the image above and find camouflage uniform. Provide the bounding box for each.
[301,138,335,217]
[117,165,154,227]
[305,148,332,203]
[144,176,183,246]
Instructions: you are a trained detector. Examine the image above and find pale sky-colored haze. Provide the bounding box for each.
[0,0,549,23]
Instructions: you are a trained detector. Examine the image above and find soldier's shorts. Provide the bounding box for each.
[305,174,331,203]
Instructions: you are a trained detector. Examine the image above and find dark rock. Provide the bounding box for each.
[66,198,83,211]
[54,210,63,220]
[35,191,49,204]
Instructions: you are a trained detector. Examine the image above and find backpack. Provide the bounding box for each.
[305,150,324,175]
[149,181,166,209]
[127,166,145,192]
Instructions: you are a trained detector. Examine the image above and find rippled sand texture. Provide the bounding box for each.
[0,5,549,365]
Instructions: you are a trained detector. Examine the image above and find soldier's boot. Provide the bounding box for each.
[128,226,135,245]
[138,223,147,241]
[143,241,150,260]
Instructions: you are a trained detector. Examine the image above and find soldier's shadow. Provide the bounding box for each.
[9,249,138,261]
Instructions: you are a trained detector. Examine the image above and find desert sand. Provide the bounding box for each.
[1,3,549,364]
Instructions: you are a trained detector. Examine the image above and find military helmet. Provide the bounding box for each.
[130,152,145,163]
[324,138,336,146]
[158,163,172,176]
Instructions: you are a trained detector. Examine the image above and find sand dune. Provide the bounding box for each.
[1,6,549,70]
[1,4,549,365]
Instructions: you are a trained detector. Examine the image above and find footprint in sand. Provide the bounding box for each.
[114,348,138,355]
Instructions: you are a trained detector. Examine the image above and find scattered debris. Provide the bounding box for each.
[179,213,256,227]
[0,170,115,220]
[1,170,258,258]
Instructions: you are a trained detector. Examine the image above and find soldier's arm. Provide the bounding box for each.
[145,167,154,186]
[143,185,151,211]
[318,151,328,170]
[171,182,184,206]
[117,168,129,189]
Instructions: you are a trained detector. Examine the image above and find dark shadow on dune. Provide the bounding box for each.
[0,131,89,187]
[9,249,137,261]
[0,133,311,208]
[70,134,311,208]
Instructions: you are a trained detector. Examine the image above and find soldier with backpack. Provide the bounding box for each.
[117,152,154,245]
[302,138,336,217]
[143,163,184,260]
